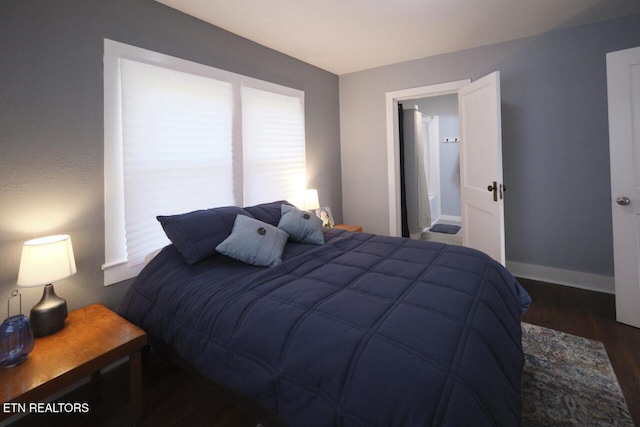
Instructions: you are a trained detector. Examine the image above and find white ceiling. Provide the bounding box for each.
[155,0,640,75]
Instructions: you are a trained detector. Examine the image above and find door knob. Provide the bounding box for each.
[487,181,497,202]
[616,196,631,206]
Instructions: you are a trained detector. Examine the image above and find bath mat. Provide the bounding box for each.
[429,224,461,234]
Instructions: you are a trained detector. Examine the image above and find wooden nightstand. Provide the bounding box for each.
[0,303,147,425]
[334,224,363,232]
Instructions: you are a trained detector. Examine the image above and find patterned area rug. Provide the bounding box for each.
[521,323,634,426]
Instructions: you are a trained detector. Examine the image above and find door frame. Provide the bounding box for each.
[385,79,469,236]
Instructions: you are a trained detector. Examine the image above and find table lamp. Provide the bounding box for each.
[304,189,320,211]
[17,235,77,337]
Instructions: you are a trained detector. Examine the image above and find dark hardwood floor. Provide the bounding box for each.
[520,278,640,426]
[7,278,640,426]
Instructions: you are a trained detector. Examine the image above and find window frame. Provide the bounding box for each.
[103,39,305,286]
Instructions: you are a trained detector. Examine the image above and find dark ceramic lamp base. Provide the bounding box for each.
[30,284,68,337]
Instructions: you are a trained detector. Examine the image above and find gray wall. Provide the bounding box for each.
[340,13,640,277]
[0,0,341,312]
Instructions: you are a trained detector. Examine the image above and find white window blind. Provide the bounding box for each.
[242,86,306,206]
[103,39,307,285]
[120,59,235,266]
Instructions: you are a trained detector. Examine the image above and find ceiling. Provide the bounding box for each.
[155,0,640,75]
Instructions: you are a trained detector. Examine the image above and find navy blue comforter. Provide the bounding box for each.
[119,228,531,426]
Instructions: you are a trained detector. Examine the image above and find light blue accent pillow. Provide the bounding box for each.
[216,215,289,267]
[278,204,324,245]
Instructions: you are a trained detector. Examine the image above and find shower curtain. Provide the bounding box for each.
[417,116,431,230]
[400,106,431,237]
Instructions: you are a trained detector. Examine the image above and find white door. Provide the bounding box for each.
[607,46,640,328]
[458,72,505,265]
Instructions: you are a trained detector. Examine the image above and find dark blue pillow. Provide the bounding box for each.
[157,206,253,265]
[245,200,293,226]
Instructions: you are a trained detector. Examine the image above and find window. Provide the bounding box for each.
[241,86,307,205]
[103,40,306,285]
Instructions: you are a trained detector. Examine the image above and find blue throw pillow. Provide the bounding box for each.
[157,206,253,265]
[216,215,289,267]
[278,204,324,245]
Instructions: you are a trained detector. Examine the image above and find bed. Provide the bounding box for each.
[118,201,531,426]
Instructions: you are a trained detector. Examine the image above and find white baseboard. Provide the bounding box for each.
[435,215,461,224]
[506,261,615,295]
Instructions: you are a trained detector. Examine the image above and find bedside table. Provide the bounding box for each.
[334,224,363,232]
[0,303,147,425]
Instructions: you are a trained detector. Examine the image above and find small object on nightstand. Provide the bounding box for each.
[0,290,34,368]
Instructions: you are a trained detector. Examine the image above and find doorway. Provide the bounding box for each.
[386,72,506,264]
[402,94,461,234]
[385,79,469,237]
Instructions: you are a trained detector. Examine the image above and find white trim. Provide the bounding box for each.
[103,39,305,286]
[103,40,127,286]
[103,262,145,287]
[385,80,470,236]
[506,261,615,294]
[437,214,462,223]
[104,40,303,98]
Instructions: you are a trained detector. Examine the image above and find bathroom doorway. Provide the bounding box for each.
[386,73,506,264]
[402,94,461,236]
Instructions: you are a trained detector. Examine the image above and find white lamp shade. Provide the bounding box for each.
[17,235,77,287]
[304,189,320,211]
